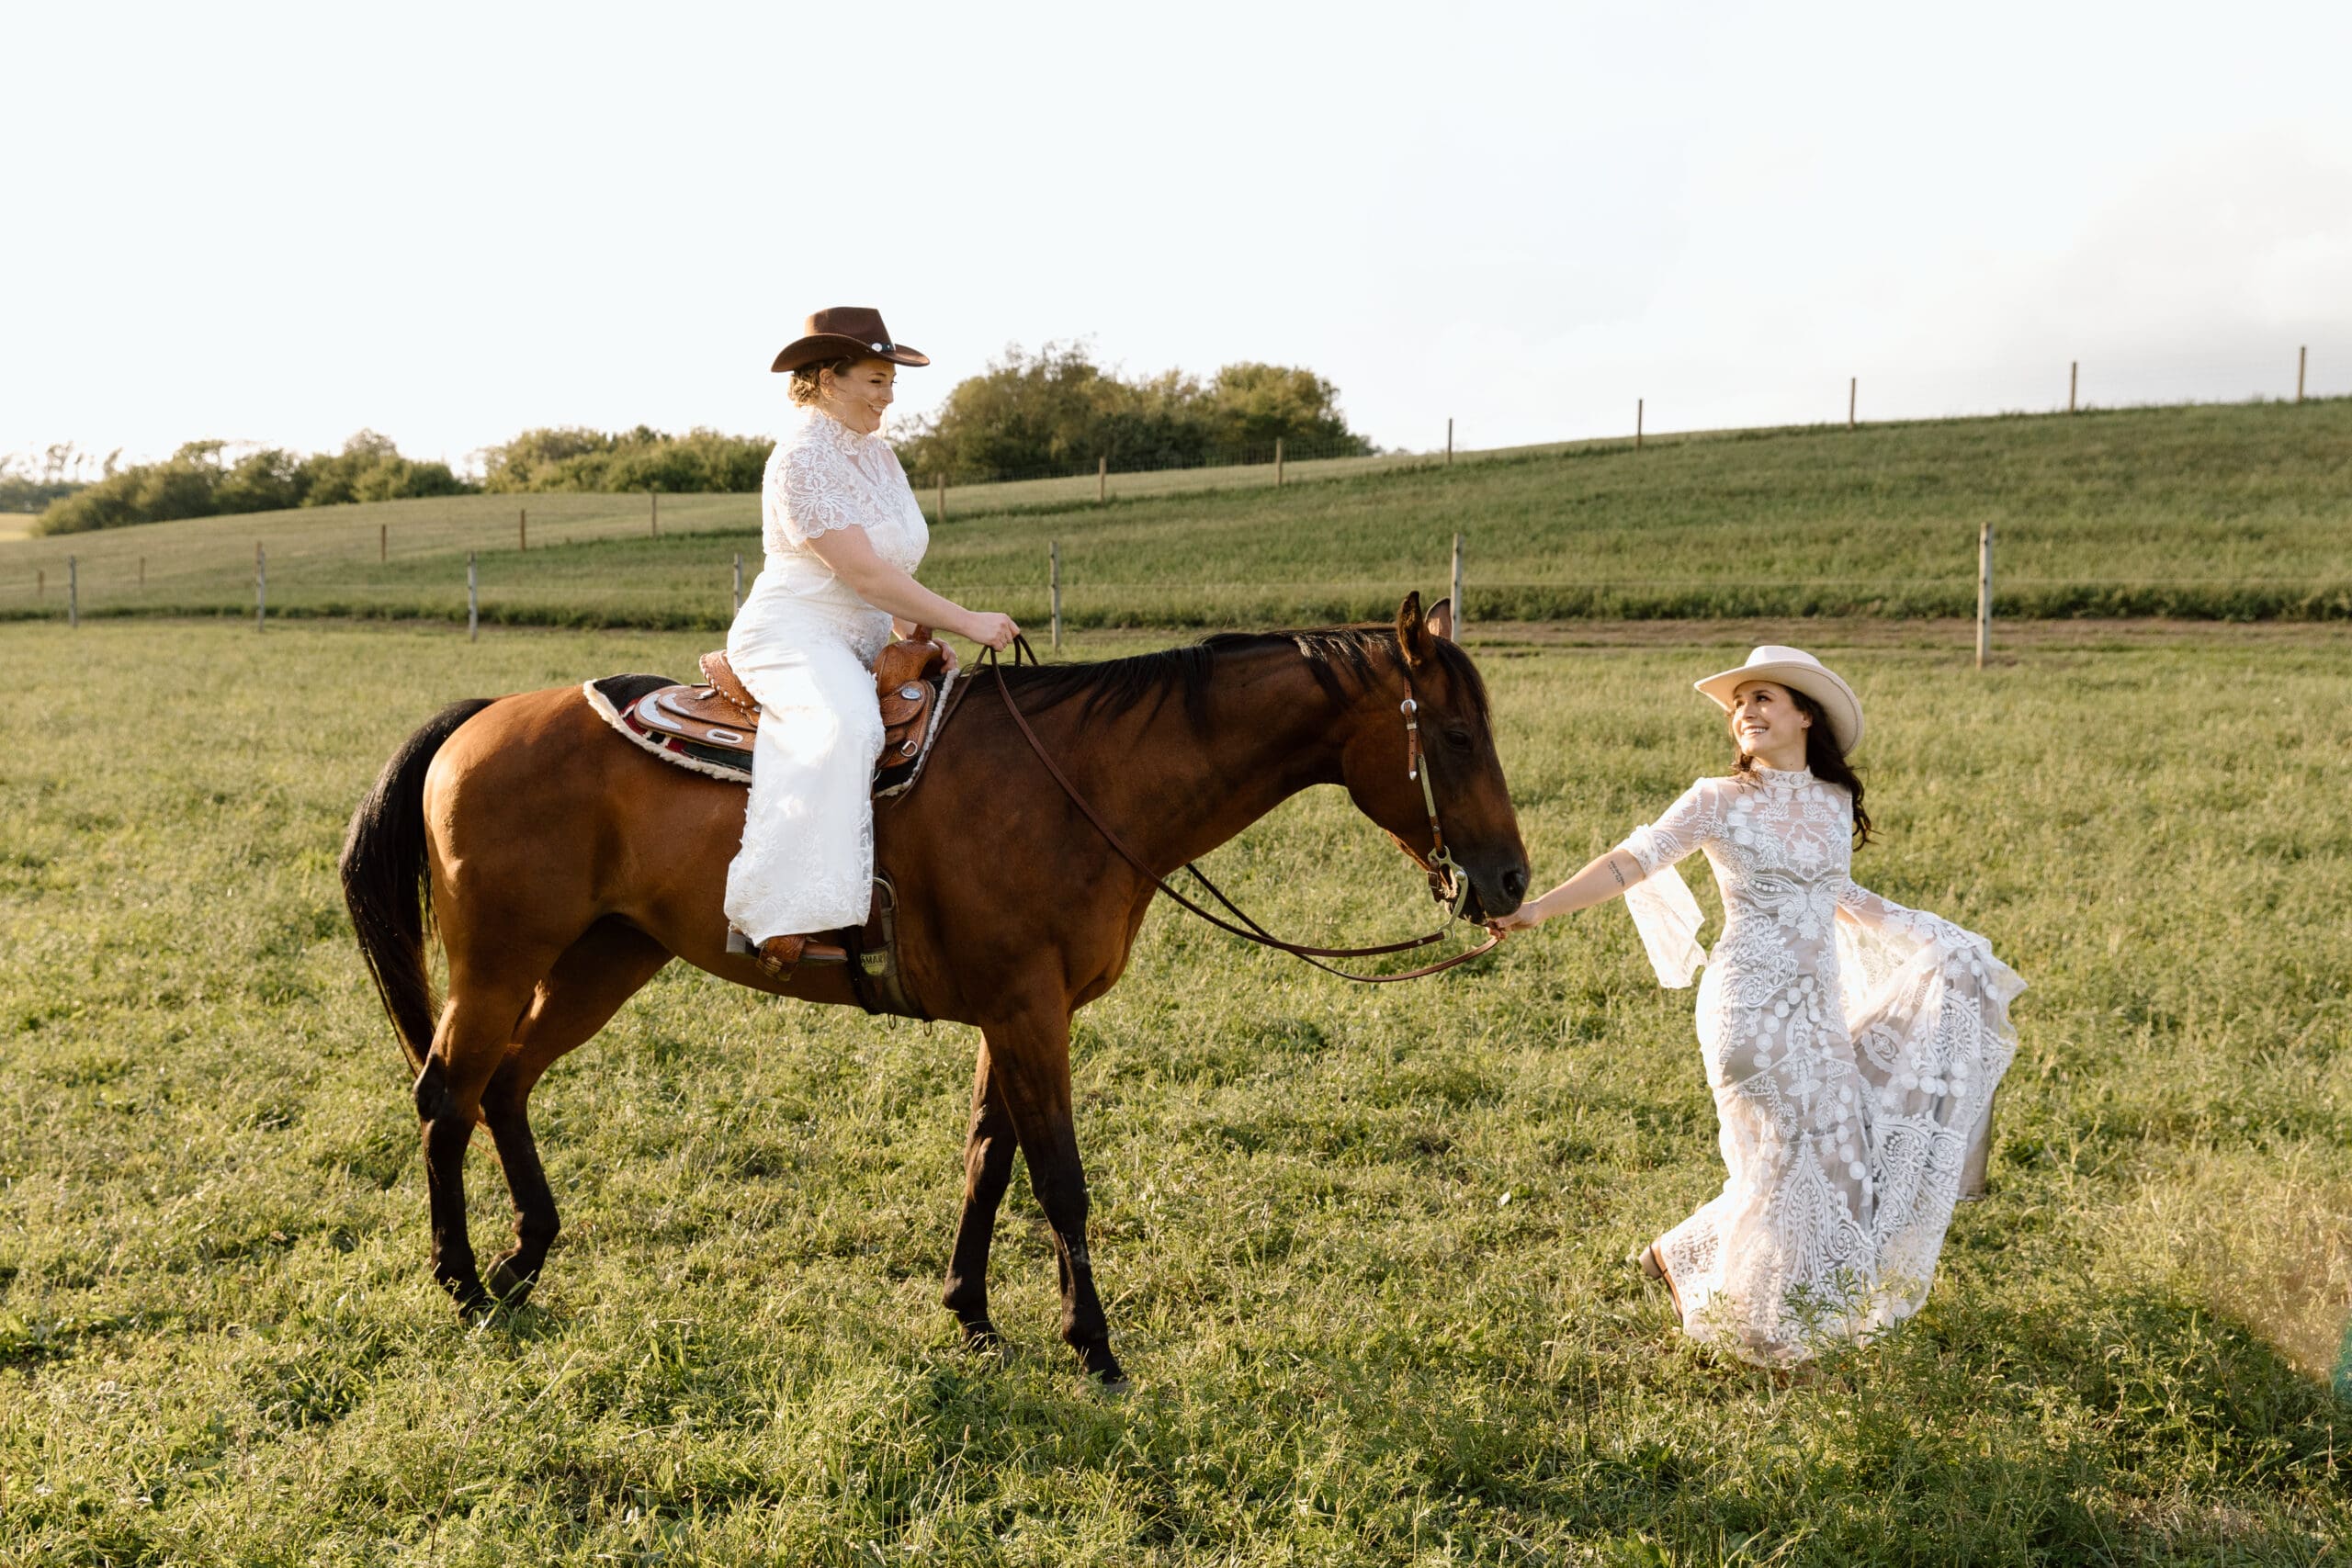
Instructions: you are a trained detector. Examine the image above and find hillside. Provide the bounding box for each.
[5,400,2347,627]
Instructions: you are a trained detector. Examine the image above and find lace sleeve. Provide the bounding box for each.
[775,440,866,548]
[1617,781,1720,988]
[1622,780,1720,876]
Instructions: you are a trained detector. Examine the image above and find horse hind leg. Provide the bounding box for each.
[481,919,673,1306]
[416,973,541,1316]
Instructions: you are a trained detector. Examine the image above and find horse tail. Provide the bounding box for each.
[339,698,496,1078]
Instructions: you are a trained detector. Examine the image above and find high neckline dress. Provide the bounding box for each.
[1618,765,2025,1363]
[720,407,929,942]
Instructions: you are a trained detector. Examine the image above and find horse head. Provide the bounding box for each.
[1330,592,1530,924]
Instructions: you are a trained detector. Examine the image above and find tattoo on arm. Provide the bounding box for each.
[1608,857,1626,888]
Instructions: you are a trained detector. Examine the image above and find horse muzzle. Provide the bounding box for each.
[1436,855,1530,926]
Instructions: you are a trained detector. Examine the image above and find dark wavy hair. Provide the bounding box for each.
[1730,685,1874,847]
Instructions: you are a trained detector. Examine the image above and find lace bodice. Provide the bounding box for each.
[756,407,929,602]
[1618,768,1995,990]
[1615,766,2025,1361]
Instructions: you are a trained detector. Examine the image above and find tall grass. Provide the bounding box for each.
[4,399,2348,627]
[2,619,2346,1563]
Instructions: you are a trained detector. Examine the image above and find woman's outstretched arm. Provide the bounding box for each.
[1490,779,1721,940]
[1488,848,1645,932]
[807,526,1017,649]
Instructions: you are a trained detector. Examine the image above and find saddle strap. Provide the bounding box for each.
[986,652,1499,985]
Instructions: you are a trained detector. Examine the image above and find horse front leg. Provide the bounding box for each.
[941,1045,1019,1352]
[482,921,674,1306]
[982,1006,1125,1387]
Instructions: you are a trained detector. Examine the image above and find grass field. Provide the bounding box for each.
[3,617,2347,1564]
[5,399,2348,629]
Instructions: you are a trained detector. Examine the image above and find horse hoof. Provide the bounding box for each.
[1075,1344,1127,1389]
[447,1285,496,1320]
[959,1321,1009,1363]
[486,1256,539,1307]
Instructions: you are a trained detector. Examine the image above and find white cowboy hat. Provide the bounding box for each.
[1693,646,1864,755]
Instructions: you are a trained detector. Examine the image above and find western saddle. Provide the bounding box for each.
[613,629,956,795]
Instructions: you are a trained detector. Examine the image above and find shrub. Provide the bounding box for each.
[479,425,770,493]
[297,430,468,507]
[889,343,1374,483]
[31,432,469,534]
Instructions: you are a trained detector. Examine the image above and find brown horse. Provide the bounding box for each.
[339,593,1528,1383]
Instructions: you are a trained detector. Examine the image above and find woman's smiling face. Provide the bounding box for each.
[1727,680,1811,765]
[819,358,897,433]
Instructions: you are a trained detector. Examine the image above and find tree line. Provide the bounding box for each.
[889,344,1374,482]
[17,345,1373,535]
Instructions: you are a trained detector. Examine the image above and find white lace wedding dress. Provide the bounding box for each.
[1618,765,2024,1363]
[721,406,929,942]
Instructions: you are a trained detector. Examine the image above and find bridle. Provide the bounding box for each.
[984,637,1501,983]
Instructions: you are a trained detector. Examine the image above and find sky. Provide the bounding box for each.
[6,0,2349,477]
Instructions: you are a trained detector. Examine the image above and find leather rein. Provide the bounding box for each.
[983,637,1501,984]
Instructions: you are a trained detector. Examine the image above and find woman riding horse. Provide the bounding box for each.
[725,307,1019,976]
[342,593,1527,1383]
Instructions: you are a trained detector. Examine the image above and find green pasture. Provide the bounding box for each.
[6,398,2348,629]
[3,617,2347,1564]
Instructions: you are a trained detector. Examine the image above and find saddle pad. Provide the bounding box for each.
[582,672,753,783]
[581,670,962,795]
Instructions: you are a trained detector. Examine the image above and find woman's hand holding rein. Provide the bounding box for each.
[1487,848,1643,935]
[808,525,1021,652]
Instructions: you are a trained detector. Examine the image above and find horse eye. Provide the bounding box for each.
[1442,728,1474,753]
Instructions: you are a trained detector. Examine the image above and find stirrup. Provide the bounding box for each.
[732,930,848,977]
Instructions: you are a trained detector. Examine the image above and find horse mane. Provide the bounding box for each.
[996,625,1491,729]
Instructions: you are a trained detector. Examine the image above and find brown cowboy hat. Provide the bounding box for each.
[770,306,930,372]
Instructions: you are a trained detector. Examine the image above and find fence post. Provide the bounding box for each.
[1451,532,1464,639]
[139,555,145,588]
[37,569,43,599]
[255,544,266,633]
[1446,418,1453,465]
[1098,456,1107,504]
[68,556,77,629]
[2298,345,2307,402]
[1636,398,1645,450]
[1275,437,1285,488]
[1975,522,1994,670]
[379,522,387,563]
[936,474,946,527]
[519,508,527,552]
[1049,539,1062,653]
[1849,377,1857,430]
[2069,361,2078,414]
[468,551,479,642]
[732,552,742,616]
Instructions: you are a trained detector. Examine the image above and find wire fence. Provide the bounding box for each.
[5,347,2347,634]
[9,536,2349,646]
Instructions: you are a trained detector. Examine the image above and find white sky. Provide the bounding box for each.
[6,1,2349,475]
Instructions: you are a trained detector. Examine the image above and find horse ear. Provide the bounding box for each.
[1396,592,1433,669]
[1425,596,1454,642]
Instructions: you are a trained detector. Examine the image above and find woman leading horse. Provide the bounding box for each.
[340,592,1529,1384]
